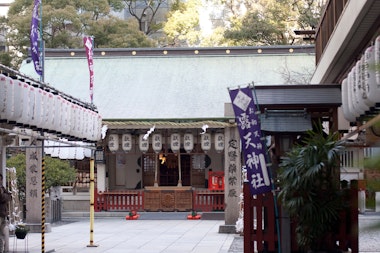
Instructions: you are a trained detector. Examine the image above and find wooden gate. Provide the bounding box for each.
[243,181,358,253]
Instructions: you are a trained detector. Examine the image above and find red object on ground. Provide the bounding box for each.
[126,214,140,220]
[187,214,201,220]
[126,210,140,220]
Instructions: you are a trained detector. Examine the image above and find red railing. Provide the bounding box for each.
[95,190,144,212]
[192,189,225,212]
[243,181,358,253]
[94,189,225,212]
[243,184,278,252]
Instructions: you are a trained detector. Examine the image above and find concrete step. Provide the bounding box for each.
[62,211,225,220]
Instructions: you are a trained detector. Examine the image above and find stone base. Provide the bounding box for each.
[201,212,224,220]
[27,223,52,233]
[218,224,238,234]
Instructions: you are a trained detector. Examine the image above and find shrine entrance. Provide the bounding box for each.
[159,153,190,186]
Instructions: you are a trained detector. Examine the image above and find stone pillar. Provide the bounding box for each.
[219,126,241,233]
[25,140,51,232]
[376,192,380,212]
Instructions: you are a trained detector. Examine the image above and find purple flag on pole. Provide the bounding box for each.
[30,0,42,76]
[229,87,272,195]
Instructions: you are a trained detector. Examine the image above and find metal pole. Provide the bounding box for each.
[41,139,46,253]
[87,154,97,247]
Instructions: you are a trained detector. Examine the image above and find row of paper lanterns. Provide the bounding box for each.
[108,132,225,153]
[0,74,102,141]
[341,35,380,122]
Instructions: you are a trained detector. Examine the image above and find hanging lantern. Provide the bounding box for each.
[375,35,380,85]
[341,78,356,122]
[9,79,23,123]
[214,133,225,153]
[4,76,14,122]
[54,95,64,134]
[184,133,194,153]
[19,82,31,127]
[201,133,211,152]
[95,114,102,141]
[0,75,7,120]
[152,133,162,153]
[365,46,380,104]
[171,133,180,152]
[108,134,119,152]
[139,134,149,153]
[122,134,133,152]
[28,85,37,128]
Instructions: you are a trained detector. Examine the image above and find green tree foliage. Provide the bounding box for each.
[278,123,346,251]
[6,153,77,198]
[223,0,323,46]
[164,0,324,47]
[4,0,155,67]
[163,0,201,46]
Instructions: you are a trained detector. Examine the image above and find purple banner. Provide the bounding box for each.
[229,87,272,195]
[83,37,94,103]
[30,0,42,76]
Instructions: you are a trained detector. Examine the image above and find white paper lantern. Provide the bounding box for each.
[54,95,64,134]
[32,87,43,128]
[61,99,71,136]
[139,134,149,153]
[108,134,119,152]
[69,102,77,138]
[353,60,368,114]
[184,133,194,153]
[214,133,225,153]
[95,113,102,141]
[122,134,133,152]
[19,82,31,126]
[341,78,356,122]
[347,71,360,118]
[365,46,380,104]
[28,85,37,127]
[9,79,23,123]
[170,133,180,152]
[152,133,162,153]
[0,75,7,120]
[3,76,14,121]
[375,35,380,85]
[76,105,84,139]
[201,133,211,152]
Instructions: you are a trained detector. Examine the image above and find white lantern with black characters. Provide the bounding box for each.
[201,133,211,152]
[152,133,162,153]
[139,134,149,153]
[214,133,224,153]
[184,133,194,153]
[122,134,133,152]
[108,134,119,152]
[171,133,180,152]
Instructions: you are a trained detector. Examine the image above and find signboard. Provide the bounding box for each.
[229,87,272,195]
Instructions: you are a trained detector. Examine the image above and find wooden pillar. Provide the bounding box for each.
[177,152,182,187]
[243,182,253,253]
[154,153,158,187]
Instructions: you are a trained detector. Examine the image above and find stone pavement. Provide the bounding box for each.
[9,212,380,253]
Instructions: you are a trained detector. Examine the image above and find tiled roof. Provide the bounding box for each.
[19,47,315,120]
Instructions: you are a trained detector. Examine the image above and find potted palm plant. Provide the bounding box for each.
[278,123,346,252]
